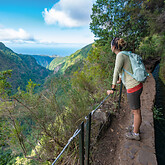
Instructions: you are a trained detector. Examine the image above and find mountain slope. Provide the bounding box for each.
[47,56,67,70]
[0,42,51,93]
[48,43,92,75]
[61,44,92,73]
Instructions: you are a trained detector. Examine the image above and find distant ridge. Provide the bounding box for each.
[0,42,6,49]
[31,55,57,68]
[0,42,51,93]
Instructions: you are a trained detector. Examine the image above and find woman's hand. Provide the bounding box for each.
[107,85,116,95]
[117,80,121,84]
[107,90,114,95]
[117,78,121,84]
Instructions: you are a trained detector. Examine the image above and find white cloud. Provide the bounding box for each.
[0,28,35,43]
[42,0,94,27]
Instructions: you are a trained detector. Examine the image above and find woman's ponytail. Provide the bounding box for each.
[111,37,127,50]
[118,38,127,50]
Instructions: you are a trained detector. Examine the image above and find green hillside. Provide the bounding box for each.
[0,42,51,93]
[61,44,92,74]
[47,56,67,70]
[48,44,92,75]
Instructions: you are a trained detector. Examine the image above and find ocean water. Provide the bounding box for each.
[5,43,86,57]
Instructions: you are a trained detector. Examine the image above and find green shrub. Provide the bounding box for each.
[137,34,164,59]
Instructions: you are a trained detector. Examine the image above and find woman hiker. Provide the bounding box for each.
[107,37,143,141]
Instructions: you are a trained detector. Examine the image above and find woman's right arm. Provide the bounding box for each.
[107,53,124,95]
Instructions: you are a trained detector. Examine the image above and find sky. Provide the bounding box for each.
[0,0,96,50]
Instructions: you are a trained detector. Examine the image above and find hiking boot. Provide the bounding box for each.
[125,132,140,141]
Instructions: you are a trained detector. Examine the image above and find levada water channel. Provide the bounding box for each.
[152,64,165,165]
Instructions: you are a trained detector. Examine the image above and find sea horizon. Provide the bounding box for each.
[5,43,88,57]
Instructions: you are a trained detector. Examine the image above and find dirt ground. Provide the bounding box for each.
[91,71,157,165]
[91,88,130,165]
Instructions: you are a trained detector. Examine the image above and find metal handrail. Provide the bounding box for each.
[51,94,111,165]
[51,84,123,165]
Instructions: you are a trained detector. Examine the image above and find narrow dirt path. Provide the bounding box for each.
[91,74,157,165]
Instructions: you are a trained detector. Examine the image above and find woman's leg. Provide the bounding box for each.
[132,109,142,133]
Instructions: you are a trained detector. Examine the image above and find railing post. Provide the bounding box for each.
[79,121,84,165]
[118,82,123,113]
[85,113,91,165]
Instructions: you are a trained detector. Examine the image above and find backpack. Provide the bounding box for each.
[119,51,149,82]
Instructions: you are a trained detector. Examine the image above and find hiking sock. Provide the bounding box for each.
[134,132,139,136]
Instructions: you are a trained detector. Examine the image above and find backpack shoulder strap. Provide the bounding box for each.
[119,51,131,56]
[118,51,133,76]
[123,68,133,77]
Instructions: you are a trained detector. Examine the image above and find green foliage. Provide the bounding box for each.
[26,79,40,95]
[153,106,165,121]
[0,147,13,165]
[0,70,12,98]
[90,0,149,50]
[137,34,165,59]
[137,0,165,84]
[141,0,165,35]
[71,42,116,105]
[0,117,14,165]
[7,78,94,164]
[136,34,165,84]
[0,70,16,164]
